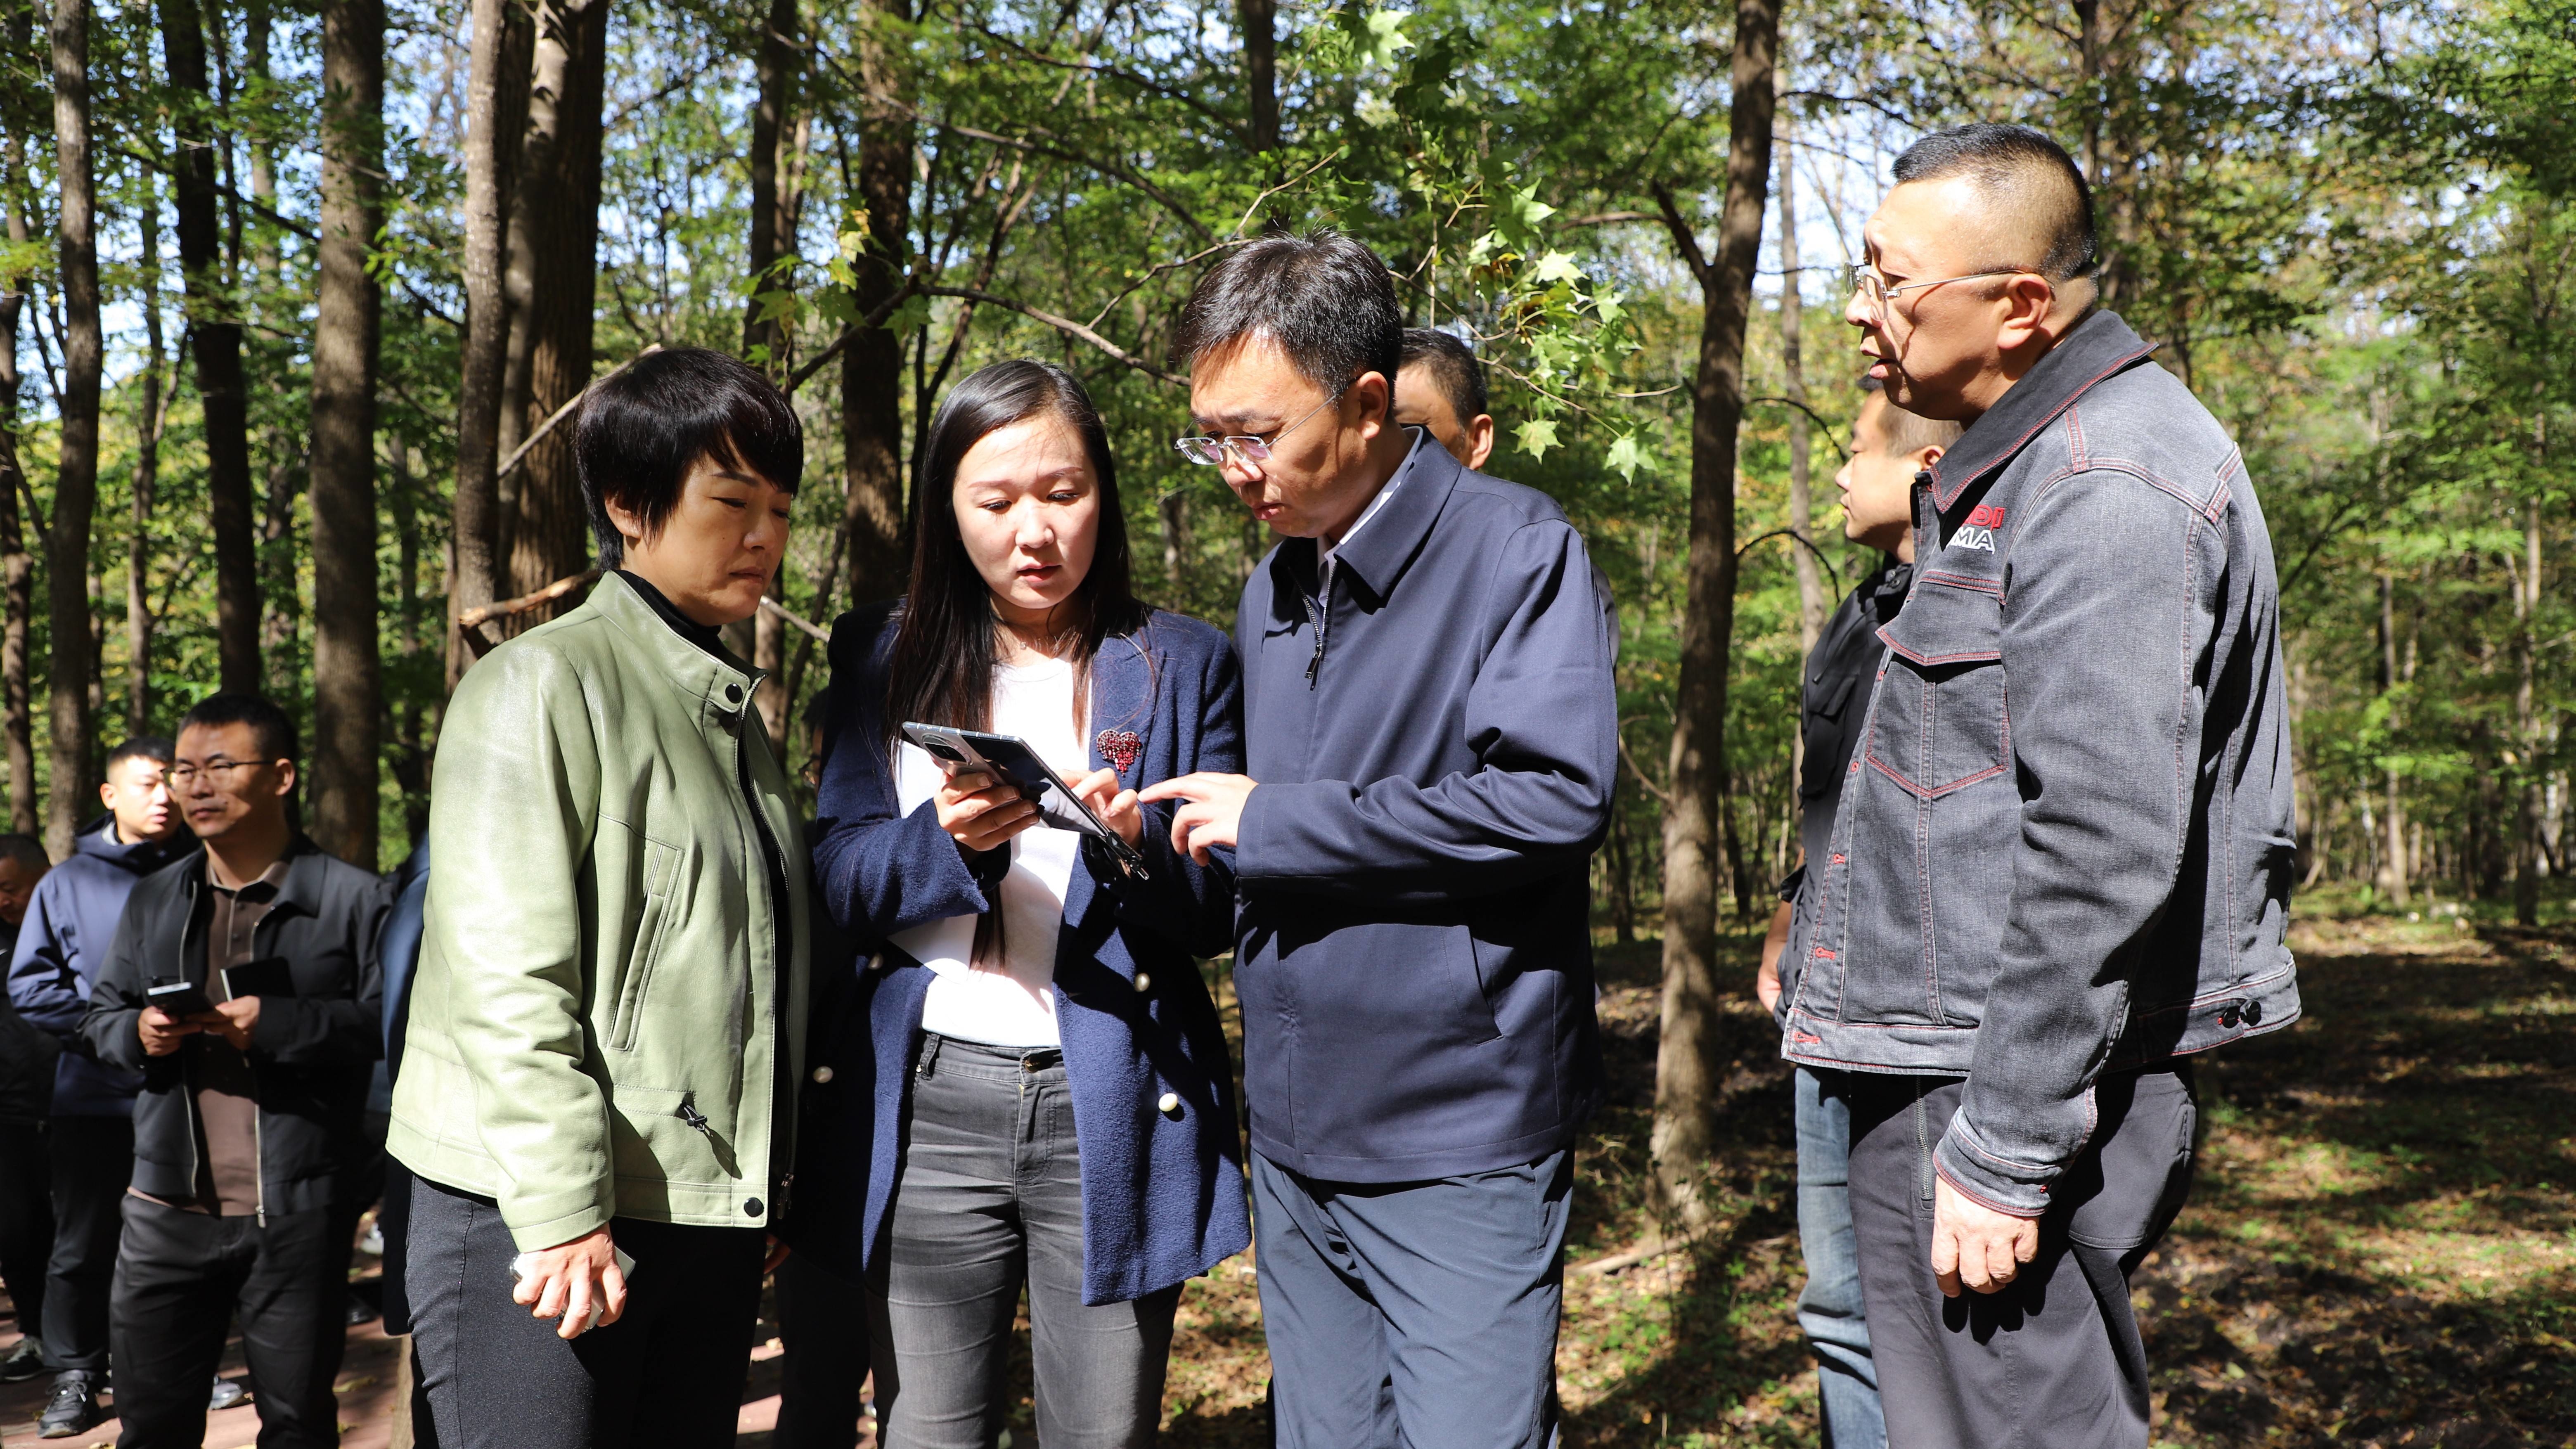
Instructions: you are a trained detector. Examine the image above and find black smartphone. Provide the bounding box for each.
[146,980,213,1018]
[221,957,294,1000]
[900,722,1151,880]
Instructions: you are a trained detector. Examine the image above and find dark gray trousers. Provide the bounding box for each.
[402,1176,766,1449]
[45,1115,131,1373]
[1847,1068,2197,1449]
[110,1196,343,1449]
[867,1035,1177,1449]
[1252,1147,1571,1449]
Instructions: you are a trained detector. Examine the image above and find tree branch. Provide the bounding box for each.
[496,345,663,484]
[1650,181,1713,289]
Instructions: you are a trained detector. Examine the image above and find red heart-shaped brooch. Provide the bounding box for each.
[1096,729,1143,775]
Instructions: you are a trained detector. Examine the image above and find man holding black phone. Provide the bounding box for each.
[81,694,389,1449]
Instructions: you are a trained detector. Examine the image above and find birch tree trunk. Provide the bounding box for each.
[49,0,102,856]
[159,0,260,694]
[1650,0,1775,1229]
[309,0,384,867]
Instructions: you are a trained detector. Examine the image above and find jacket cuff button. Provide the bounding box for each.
[1157,1092,1181,1115]
[724,683,743,704]
[744,1197,764,1217]
[1132,973,1151,993]
[810,1066,834,1084]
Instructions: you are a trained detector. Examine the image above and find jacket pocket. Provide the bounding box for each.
[1866,578,2009,798]
[607,833,684,1053]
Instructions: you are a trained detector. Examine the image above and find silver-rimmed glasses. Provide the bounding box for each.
[1844,263,2040,327]
[1173,395,1334,468]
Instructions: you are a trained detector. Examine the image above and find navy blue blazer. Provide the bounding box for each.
[790,601,1252,1306]
[1233,432,1615,1182]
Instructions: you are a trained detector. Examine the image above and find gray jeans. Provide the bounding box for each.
[1847,1068,2196,1449]
[868,1034,1178,1449]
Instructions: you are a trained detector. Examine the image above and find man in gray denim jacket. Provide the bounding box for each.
[1784,124,2299,1449]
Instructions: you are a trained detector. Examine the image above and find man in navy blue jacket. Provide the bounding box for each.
[7,737,189,1435]
[1144,232,1615,1449]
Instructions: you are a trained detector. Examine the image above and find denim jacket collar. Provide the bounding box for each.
[1923,309,2160,512]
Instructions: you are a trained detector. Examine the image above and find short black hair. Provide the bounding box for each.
[104,736,174,774]
[1398,329,1489,424]
[1174,232,1403,401]
[179,693,298,766]
[0,833,45,873]
[574,346,804,568]
[1891,124,2097,283]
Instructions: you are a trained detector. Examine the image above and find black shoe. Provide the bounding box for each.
[38,1372,101,1440]
[344,1289,379,1327]
[208,1376,250,1411]
[0,1336,45,1383]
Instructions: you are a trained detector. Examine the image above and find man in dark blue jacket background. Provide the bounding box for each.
[1145,232,1615,1449]
[7,736,189,1435]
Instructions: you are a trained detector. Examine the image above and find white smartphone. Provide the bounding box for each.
[509,1245,637,1335]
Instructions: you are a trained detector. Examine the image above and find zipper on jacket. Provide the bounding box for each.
[1302,576,1331,688]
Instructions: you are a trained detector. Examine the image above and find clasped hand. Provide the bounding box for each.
[138,997,261,1056]
[1930,1177,2040,1297]
[935,767,1142,854]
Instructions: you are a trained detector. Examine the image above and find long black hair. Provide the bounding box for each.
[883,360,1146,749]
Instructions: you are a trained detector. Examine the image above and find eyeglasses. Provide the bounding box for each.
[168,758,276,786]
[1844,263,2043,327]
[1173,395,1334,469]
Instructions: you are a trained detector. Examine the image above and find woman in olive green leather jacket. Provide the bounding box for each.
[387,348,812,1449]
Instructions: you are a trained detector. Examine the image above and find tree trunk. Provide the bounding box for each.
[2376,572,2409,905]
[1,64,39,836]
[49,0,102,857]
[502,0,608,624]
[1238,0,1276,153]
[1649,0,1775,1230]
[258,442,299,691]
[2513,497,2541,926]
[160,0,260,696]
[128,174,165,741]
[1777,116,1825,652]
[450,0,516,687]
[308,0,384,868]
[742,0,800,366]
[838,0,914,615]
[743,0,802,754]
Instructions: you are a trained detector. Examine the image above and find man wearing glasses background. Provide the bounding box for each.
[1142,232,1615,1449]
[1783,123,2297,1448]
[82,693,389,1449]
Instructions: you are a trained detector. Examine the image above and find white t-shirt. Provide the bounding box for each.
[890,656,1089,1047]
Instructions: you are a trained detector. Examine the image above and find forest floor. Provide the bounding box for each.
[0,904,2562,1448]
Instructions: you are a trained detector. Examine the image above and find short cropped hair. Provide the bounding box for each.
[0,833,45,873]
[574,347,804,569]
[1861,375,1965,457]
[180,693,298,766]
[1398,329,1489,424]
[104,736,174,774]
[1891,124,2097,284]
[1174,232,1403,401]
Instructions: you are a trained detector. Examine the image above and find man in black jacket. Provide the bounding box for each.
[81,694,388,1449]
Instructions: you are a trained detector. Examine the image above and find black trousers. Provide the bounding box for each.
[0,1119,52,1342]
[1847,1068,2197,1449]
[773,1252,867,1449]
[45,1115,132,1374]
[109,1196,346,1449]
[403,1176,765,1449]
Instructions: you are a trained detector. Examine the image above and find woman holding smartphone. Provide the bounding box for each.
[793,360,1248,1449]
